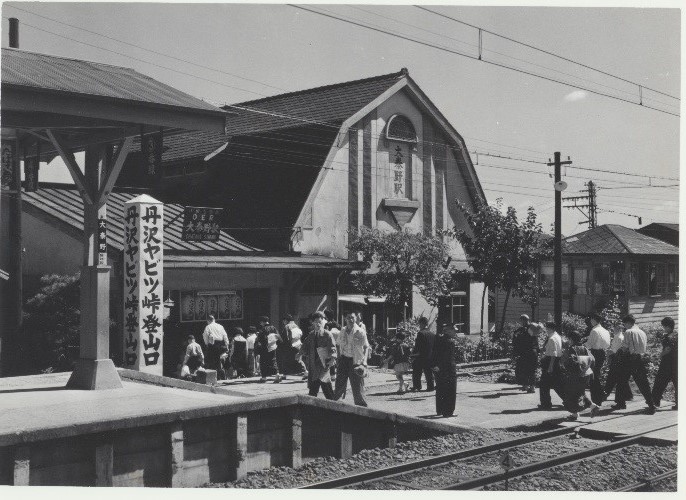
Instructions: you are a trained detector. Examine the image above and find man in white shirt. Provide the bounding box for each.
[616,315,656,414]
[333,312,370,406]
[539,321,563,409]
[585,313,611,405]
[202,315,230,379]
[601,325,633,408]
[181,335,204,380]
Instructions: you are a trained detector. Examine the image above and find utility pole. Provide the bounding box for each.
[548,152,572,330]
[563,180,597,229]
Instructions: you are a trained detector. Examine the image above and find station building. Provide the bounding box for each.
[117,68,488,335]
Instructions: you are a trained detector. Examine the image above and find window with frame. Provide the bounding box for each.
[629,262,676,296]
[438,292,467,333]
[540,261,570,297]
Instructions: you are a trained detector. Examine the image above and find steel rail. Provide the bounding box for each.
[301,426,576,489]
[613,469,678,492]
[449,423,678,490]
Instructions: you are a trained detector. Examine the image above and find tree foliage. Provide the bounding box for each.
[448,199,551,333]
[347,227,452,308]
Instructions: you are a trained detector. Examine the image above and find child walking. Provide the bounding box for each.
[385,331,411,394]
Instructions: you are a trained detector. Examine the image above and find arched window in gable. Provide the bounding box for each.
[386,114,417,143]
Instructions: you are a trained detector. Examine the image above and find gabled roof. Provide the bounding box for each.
[147,70,406,164]
[2,48,223,113]
[638,222,679,232]
[221,70,407,136]
[22,185,259,254]
[563,224,679,256]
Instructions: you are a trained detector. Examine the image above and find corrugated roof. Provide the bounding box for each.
[22,186,259,254]
[563,224,679,255]
[1,48,223,113]
[143,70,406,163]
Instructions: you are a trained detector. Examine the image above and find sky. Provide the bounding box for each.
[1,1,680,236]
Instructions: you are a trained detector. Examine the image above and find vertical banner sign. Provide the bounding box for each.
[123,195,164,375]
[141,131,163,180]
[97,218,107,266]
[1,140,18,192]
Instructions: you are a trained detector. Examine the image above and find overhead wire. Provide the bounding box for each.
[290,5,679,117]
[416,6,680,102]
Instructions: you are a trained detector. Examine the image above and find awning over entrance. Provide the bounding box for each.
[165,254,364,270]
[339,294,387,305]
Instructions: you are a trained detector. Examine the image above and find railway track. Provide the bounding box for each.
[613,469,678,492]
[301,413,676,490]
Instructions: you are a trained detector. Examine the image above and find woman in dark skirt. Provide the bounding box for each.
[515,323,541,393]
[430,324,458,417]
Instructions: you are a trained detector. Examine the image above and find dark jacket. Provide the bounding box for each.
[413,328,435,362]
[430,328,458,371]
[302,329,337,380]
[255,323,279,355]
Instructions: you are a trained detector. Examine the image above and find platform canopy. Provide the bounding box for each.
[1,47,228,389]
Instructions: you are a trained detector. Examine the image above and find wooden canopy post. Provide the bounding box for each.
[46,130,133,389]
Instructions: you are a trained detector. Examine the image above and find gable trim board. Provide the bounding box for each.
[362,113,373,228]
[348,129,359,233]
[295,73,485,230]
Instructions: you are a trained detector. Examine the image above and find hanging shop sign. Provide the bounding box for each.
[141,130,163,179]
[181,206,222,242]
[180,290,243,322]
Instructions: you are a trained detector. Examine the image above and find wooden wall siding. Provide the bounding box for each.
[363,116,373,228]
[181,416,233,485]
[422,116,433,235]
[494,288,564,325]
[112,425,171,487]
[348,128,359,232]
[28,437,94,486]
[629,297,679,327]
[246,408,290,471]
[435,140,445,231]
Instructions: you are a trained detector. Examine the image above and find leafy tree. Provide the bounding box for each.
[348,227,452,319]
[23,273,81,374]
[599,294,624,332]
[448,200,549,335]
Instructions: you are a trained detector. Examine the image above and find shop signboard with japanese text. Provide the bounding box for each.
[181,206,222,242]
[179,290,243,321]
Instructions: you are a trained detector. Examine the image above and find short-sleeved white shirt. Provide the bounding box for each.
[544,332,563,357]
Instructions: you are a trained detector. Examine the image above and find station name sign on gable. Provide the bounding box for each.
[182,206,222,242]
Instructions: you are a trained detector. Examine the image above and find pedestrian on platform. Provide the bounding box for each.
[255,316,283,383]
[325,309,341,382]
[202,315,230,380]
[518,322,541,393]
[303,311,337,399]
[585,313,611,405]
[615,315,656,414]
[539,322,564,410]
[231,327,248,378]
[334,311,370,406]
[601,325,633,408]
[246,326,258,377]
[411,316,435,392]
[512,314,531,390]
[652,316,678,410]
[181,334,204,381]
[283,314,307,378]
[430,324,458,417]
[560,332,599,420]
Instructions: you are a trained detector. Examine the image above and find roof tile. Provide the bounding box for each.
[563,224,678,255]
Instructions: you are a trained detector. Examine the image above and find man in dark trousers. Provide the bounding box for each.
[585,312,611,405]
[652,316,677,410]
[430,323,458,417]
[411,317,435,392]
[615,314,656,414]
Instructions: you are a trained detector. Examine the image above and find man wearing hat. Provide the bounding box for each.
[430,323,459,417]
[539,321,564,409]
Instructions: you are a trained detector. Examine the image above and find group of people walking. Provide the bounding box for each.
[512,313,678,420]
[179,314,305,383]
